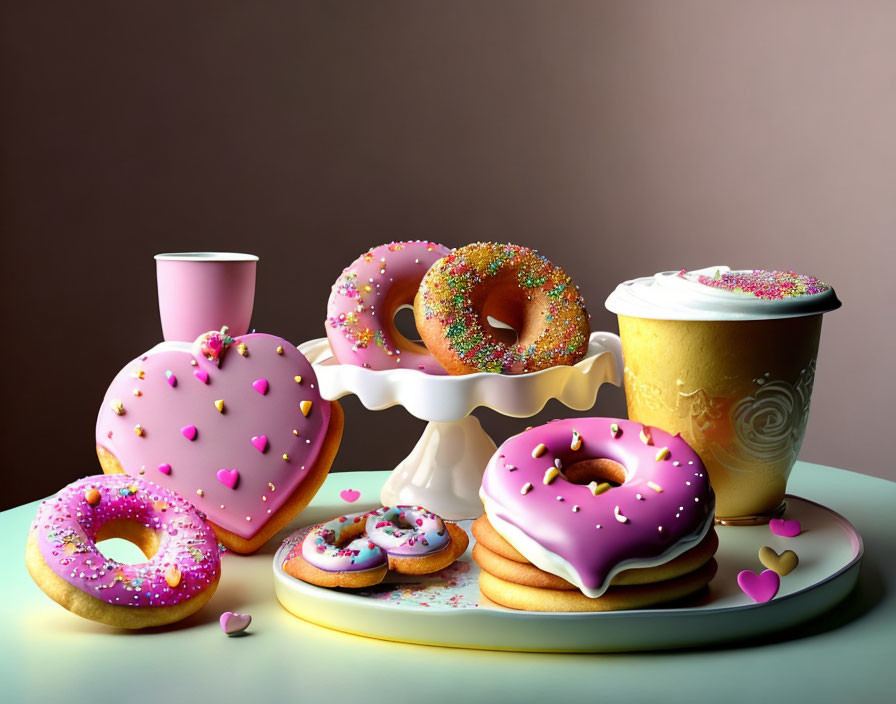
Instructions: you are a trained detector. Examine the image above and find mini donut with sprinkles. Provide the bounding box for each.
[477,417,717,611]
[95,327,344,554]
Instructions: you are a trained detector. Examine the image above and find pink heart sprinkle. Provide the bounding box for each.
[181,425,197,441]
[769,518,802,538]
[737,569,780,603]
[158,463,171,475]
[220,611,251,635]
[194,369,209,384]
[250,435,268,453]
[339,489,361,503]
[216,469,239,489]
[252,378,268,395]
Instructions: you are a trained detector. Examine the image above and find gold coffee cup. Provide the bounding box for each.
[606,268,840,524]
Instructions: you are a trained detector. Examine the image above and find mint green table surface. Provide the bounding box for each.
[2,463,893,703]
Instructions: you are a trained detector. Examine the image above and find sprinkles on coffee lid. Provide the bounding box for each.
[684,269,830,300]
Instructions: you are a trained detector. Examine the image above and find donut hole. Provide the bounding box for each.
[392,304,424,343]
[478,279,526,347]
[563,458,628,491]
[95,519,160,565]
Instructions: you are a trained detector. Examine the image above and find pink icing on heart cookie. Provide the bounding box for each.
[96,329,335,549]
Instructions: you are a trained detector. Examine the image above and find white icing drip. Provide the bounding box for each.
[479,489,714,598]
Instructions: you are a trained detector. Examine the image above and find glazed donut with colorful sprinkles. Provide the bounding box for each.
[326,241,452,373]
[477,418,717,611]
[26,474,221,629]
[281,506,469,588]
[414,242,591,374]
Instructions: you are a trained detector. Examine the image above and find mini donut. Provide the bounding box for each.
[281,506,469,588]
[95,328,344,554]
[326,241,452,373]
[414,242,590,374]
[478,418,716,607]
[26,474,221,629]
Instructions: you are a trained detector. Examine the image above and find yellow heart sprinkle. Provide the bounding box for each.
[214,399,225,413]
[134,425,144,436]
[294,376,302,384]
[276,345,284,355]
[237,343,248,356]
[300,400,312,416]
[110,399,124,416]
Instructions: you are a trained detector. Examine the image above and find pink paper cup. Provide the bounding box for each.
[155,252,258,342]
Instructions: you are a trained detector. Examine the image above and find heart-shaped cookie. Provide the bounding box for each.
[96,329,343,553]
[758,546,799,576]
[737,568,780,603]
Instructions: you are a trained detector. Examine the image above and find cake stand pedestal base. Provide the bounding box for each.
[381,415,497,519]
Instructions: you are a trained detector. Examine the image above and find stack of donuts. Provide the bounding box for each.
[326,241,591,375]
[475,418,718,611]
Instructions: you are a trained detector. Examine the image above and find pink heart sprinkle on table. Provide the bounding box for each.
[194,369,209,384]
[340,489,361,503]
[220,611,251,635]
[158,463,171,475]
[251,435,268,453]
[181,425,197,441]
[737,569,780,603]
[769,518,802,538]
[252,378,268,395]
[217,469,239,489]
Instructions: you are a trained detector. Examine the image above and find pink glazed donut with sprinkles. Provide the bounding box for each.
[480,418,716,598]
[326,241,452,373]
[26,474,221,629]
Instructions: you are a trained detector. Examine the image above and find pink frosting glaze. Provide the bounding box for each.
[31,474,220,607]
[480,418,715,597]
[96,330,331,540]
[325,241,451,373]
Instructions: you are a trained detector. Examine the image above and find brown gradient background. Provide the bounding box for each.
[1,2,893,510]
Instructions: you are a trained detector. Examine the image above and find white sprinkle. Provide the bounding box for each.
[573,505,580,512]
[647,481,663,493]
[571,429,583,450]
[658,526,663,533]
[695,497,700,502]
[636,493,644,501]
[521,482,534,495]
[614,505,629,524]
[596,524,602,529]
[506,464,517,471]
[554,458,563,470]
[679,506,684,511]
[688,461,694,465]
[556,496,564,502]
[673,461,681,467]
[676,513,680,518]
[686,481,691,485]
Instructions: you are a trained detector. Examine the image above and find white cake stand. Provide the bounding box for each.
[298,332,623,519]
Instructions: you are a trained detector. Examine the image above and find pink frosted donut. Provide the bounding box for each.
[326,241,451,373]
[25,474,221,628]
[480,418,715,597]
